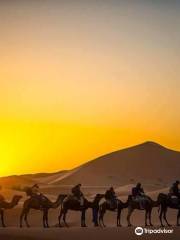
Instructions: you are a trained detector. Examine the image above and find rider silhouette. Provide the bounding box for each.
[30,184,47,207]
[132,183,144,197]
[71,184,84,206]
[132,183,146,209]
[105,187,117,209]
[169,180,180,199]
[31,184,40,196]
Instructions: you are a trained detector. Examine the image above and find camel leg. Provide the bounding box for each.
[63,210,69,227]
[58,208,64,227]
[98,209,103,227]
[46,210,49,228]
[1,210,6,227]
[43,210,47,228]
[159,207,164,227]
[99,207,106,228]
[24,210,30,228]
[20,209,26,228]
[117,208,122,227]
[177,209,180,226]
[98,208,106,227]
[92,208,99,227]
[42,209,49,228]
[149,209,153,226]
[163,207,171,227]
[81,210,87,227]
[127,207,134,227]
[145,210,148,226]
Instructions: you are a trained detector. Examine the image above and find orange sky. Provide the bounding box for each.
[0,1,180,177]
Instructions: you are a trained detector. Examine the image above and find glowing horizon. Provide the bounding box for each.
[0,0,180,177]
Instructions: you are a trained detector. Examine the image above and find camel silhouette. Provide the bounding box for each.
[126,195,159,227]
[20,194,67,228]
[98,199,128,227]
[158,193,180,227]
[58,194,104,227]
[0,195,22,227]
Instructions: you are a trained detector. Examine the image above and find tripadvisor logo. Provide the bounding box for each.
[135,227,144,236]
[135,227,173,236]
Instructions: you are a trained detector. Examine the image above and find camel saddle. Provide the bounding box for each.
[106,199,118,210]
[169,196,180,206]
[132,196,149,210]
[65,195,85,206]
[65,194,80,202]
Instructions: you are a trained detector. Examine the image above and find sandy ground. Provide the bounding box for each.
[1,185,180,239]
[0,227,179,240]
[0,203,179,240]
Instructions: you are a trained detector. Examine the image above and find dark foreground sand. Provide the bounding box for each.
[0,227,179,240]
[0,200,179,240]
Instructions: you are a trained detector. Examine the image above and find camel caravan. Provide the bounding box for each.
[0,181,180,228]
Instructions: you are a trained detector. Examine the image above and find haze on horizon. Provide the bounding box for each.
[0,0,180,177]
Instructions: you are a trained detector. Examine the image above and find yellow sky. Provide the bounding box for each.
[0,1,180,177]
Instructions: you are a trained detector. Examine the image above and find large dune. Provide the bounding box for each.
[52,141,180,186]
[0,142,180,190]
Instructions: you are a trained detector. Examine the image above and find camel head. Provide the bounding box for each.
[51,194,68,209]
[13,195,23,205]
[94,194,104,203]
[57,194,67,201]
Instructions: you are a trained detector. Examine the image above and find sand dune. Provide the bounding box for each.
[1,142,179,190]
[51,142,180,186]
[0,175,36,189]
[32,171,69,184]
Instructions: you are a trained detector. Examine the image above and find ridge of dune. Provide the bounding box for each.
[0,141,179,189]
[52,141,180,186]
[47,167,82,185]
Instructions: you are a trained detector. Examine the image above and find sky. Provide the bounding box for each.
[0,0,180,177]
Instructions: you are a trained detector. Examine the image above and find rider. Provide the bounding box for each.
[132,183,146,209]
[71,184,84,206]
[169,180,180,199]
[30,184,47,205]
[31,184,40,196]
[105,187,117,209]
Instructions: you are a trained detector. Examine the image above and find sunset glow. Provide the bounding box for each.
[0,0,180,176]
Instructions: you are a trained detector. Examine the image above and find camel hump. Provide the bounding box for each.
[65,194,79,202]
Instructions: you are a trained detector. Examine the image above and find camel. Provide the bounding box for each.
[0,195,22,227]
[20,194,67,228]
[98,199,128,227]
[158,193,180,227]
[58,194,104,227]
[126,195,159,227]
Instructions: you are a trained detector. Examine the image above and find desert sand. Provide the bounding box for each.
[0,142,180,239]
[0,227,179,240]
